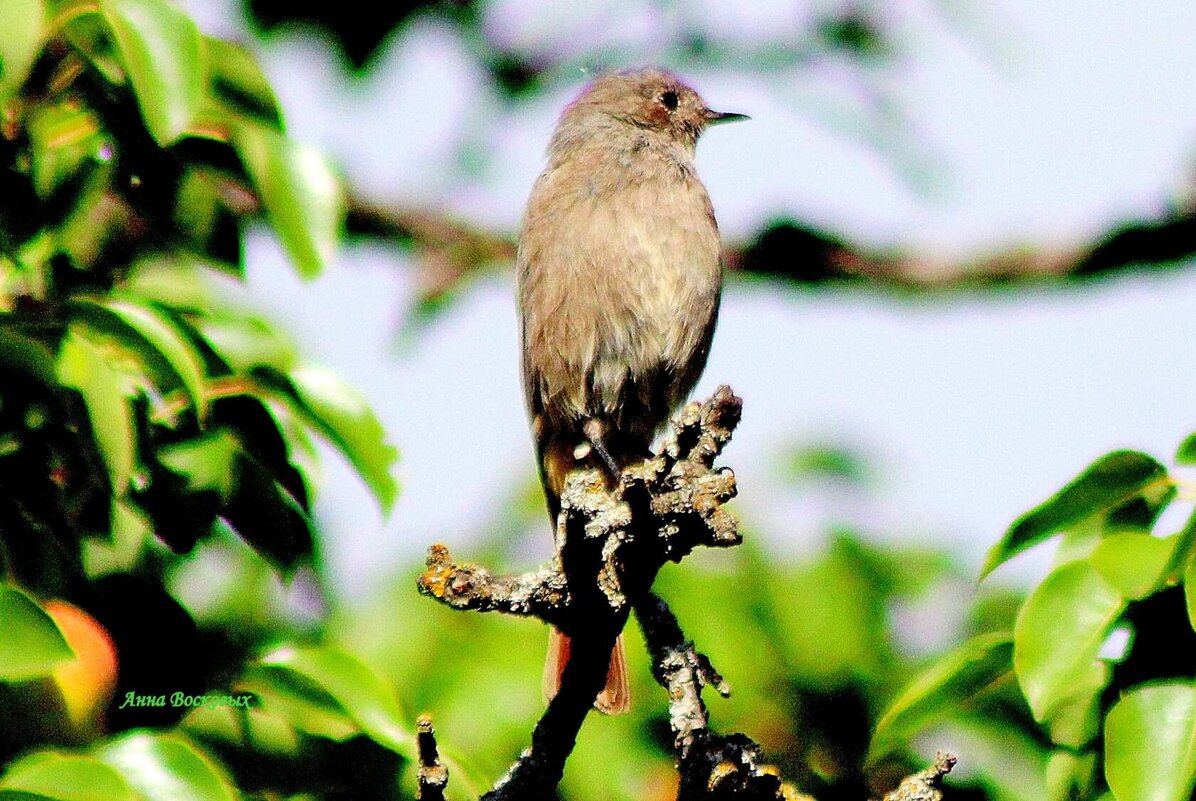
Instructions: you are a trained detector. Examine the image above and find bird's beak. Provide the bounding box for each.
[704,109,750,125]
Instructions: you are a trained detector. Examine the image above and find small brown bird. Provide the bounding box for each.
[517,68,746,714]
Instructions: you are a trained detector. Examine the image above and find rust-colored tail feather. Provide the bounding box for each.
[543,628,631,715]
[537,424,633,715]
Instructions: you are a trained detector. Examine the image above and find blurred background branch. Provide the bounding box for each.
[345,188,1196,311]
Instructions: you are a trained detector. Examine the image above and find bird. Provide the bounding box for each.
[516,67,746,714]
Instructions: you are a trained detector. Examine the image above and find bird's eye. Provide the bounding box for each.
[660,90,679,110]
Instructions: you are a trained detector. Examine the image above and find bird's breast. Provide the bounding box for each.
[518,152,722,425]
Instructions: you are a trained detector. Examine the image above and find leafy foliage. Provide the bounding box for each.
[980,450,1172,579]
[0,0,401,795]
[877,437,1196,801]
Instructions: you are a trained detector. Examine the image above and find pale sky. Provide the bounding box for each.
[184,0,1196,596]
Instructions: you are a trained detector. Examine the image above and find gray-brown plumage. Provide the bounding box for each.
[517,68,745,715]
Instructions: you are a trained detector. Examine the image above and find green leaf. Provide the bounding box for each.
[83,500,151,576]
[98,0,205,144]
[122,257,213,309]
[256,645,413,755]
[57,326,135,493]
[1047,750,1097,801]
[157,428,240,501]
[1106,481,1176,532]
[265,365,397,513]
[172,169,242,269]
[1013,561,1123,723]
[233,122,343,279]
[60,13,123,85]
[219,450,313,571]
[1090,532,1175,600]
[1044,660,1109,749]
[199,315,296,373]
[204,37,280,127]
[786,442,869,485]
[982,451,1171,578]
[97,733,236,801]
[75,297,208,419]
[870,631,1012,759]
[237,665,359,742]
[0,753,134,801]
[0,325,58,385]
[0,0,45,101]
[182,701,303,756]
[26,103,105,198]
[0,585,74,681]
[1105,682,1196,801]
[1186,553,1196,634]
[1177,433,1196,465]
[1165,507,1196,588]
[1053,517,1106,567]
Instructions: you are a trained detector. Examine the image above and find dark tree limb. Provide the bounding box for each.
[347,193,1196,308]
[634,593,730,757]
[636,594,810,801]
[416,387,955,799]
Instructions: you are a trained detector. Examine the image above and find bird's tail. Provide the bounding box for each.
[543,627,631,715]
[536,421,636,715]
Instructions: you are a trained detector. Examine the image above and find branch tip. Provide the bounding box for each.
[416,714,448,801]
[881,752,956,801]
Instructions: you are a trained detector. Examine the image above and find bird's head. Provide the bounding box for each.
[563,68,748,148]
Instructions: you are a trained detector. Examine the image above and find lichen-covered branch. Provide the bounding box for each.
[417,386,743,625]
[417,388,745,798]
[676,733,814,801]
[881,753,956,801]
[635,593,813,801]
[415,386,955,799]
[634,593,729,756]
[417,543,570,627]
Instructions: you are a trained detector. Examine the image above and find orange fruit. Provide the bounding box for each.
[44,600,118,735]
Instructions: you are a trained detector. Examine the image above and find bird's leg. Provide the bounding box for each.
[582,418,622,481]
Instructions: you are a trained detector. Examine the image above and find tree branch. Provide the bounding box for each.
[347,194,1196,305]
[634,593,730,757]
[415,386,955,799]
[635,593,814,801]
[881,753,956,801]
[418,543,570,626]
